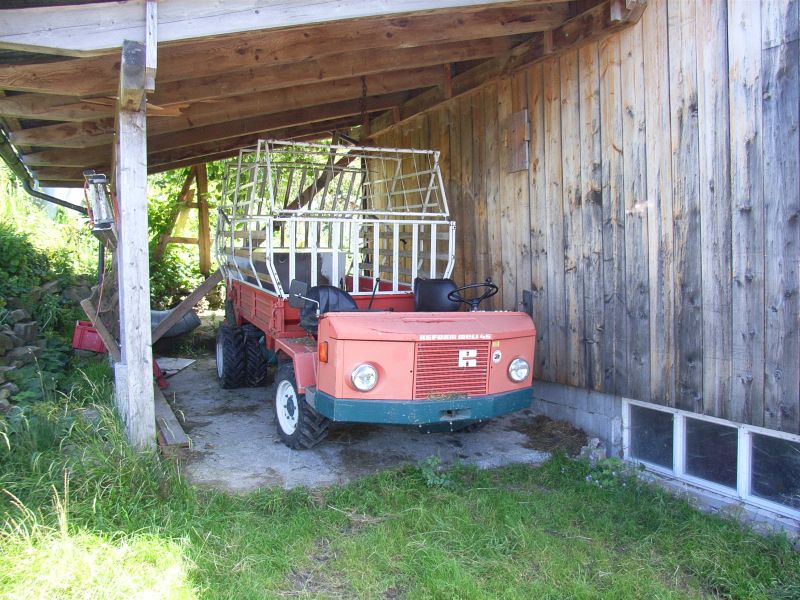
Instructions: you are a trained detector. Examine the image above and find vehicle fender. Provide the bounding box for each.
[274,337,317,393]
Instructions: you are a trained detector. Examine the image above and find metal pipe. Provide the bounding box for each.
[0,128,87,215]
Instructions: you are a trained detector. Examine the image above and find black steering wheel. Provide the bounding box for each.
[448,278,499,312]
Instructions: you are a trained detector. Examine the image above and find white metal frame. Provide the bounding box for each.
[215,140,456,297]
[622,398,800,519]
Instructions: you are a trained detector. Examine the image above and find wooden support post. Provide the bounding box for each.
[196,162,212,276]
[114,36,155,450]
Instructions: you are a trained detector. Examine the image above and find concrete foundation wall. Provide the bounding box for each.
[531,380,623,457]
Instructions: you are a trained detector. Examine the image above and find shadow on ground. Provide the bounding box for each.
[164,356,581,493]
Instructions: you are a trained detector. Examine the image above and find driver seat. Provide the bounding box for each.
[300,285,358,334]
[413,278,461,312]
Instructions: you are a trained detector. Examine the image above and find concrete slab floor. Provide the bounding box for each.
[164,357,549,493]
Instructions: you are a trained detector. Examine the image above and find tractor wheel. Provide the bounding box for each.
[216,325,245,389]
[273,361,330,449]
[243,324,268,387]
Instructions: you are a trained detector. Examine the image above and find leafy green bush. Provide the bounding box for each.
[0,222,50,303]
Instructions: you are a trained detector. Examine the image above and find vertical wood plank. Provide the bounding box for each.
[460,95,476,285]
[762,30,800,433]
[559,50,586,389]
[498,77,518,310]
[696,0,732,419]
[642,0,675,407]
[728,0,765,427]
[620,19,650,401]
[512,71,532,312]
[762,0,799,48]
[472,89,490,285]
[668,0,703,412]
[599,35,627,395]
[448,98,464,286]
[527,63,551,380]
[579,43,604,392]
[542,57,567,385]
[484,83,504,310]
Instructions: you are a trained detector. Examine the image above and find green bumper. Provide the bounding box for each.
[309,387,532,424]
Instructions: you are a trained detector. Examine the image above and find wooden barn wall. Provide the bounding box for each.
[373,0,800,434]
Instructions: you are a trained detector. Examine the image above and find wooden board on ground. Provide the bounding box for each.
[154,382,190,449]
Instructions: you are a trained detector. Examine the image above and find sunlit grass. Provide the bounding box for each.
[1,359,799,599]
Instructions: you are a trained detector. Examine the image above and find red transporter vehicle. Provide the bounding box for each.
[215,140,536,449]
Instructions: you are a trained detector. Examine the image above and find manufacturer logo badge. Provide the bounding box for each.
[458,349,477,368]
[492,349,502,364]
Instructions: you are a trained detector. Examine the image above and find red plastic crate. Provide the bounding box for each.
[72,320,107,354]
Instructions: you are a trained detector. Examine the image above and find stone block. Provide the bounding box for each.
[6,346,39,366]
[0,382,19,396]
[0,333,13,356]
[6,308,31,325]
[13,321,39,343]
[63,285,92,303]
[40,280,62,295]
[0,397,10,413]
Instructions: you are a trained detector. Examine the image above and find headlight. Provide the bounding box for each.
[508,357,530,383]
[351,363,378,391]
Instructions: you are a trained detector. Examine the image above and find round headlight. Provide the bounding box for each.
[508,357,530,383]
[351,363,378,391]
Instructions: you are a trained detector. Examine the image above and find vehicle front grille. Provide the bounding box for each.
[413,340,490,400]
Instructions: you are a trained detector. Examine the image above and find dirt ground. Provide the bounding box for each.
[160,356,588,493]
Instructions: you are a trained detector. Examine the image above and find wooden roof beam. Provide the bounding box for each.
[10,68,441,148]
[369,0,646,137]
[0,3,569,95]
[0,0,569,57]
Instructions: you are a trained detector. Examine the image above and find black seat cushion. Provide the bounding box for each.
[413,278,461,312]
[300,285,358,334]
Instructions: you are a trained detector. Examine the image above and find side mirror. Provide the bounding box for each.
[288,279,309,309]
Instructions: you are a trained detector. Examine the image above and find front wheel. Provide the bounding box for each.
[273,362,330,449]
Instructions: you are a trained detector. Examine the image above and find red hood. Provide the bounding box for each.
[319,311,535,342]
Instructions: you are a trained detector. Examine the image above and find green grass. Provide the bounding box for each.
[1,360,798,599]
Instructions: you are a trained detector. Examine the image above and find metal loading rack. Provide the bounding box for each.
[216,140,456,296]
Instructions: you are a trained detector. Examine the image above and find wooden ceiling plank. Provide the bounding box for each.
[0,4,569,95]
[23,145,110,168]
[0,93,115,122]
[0,0,567,56]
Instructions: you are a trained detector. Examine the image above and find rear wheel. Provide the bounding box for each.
[243,324,268,387]
[216,325,245,389]
[273,362,330,449]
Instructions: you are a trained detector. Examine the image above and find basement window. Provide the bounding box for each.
[622,400,800,518]
[629,404,673,469]
[685,418,738,488]
[751,434,800,510]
